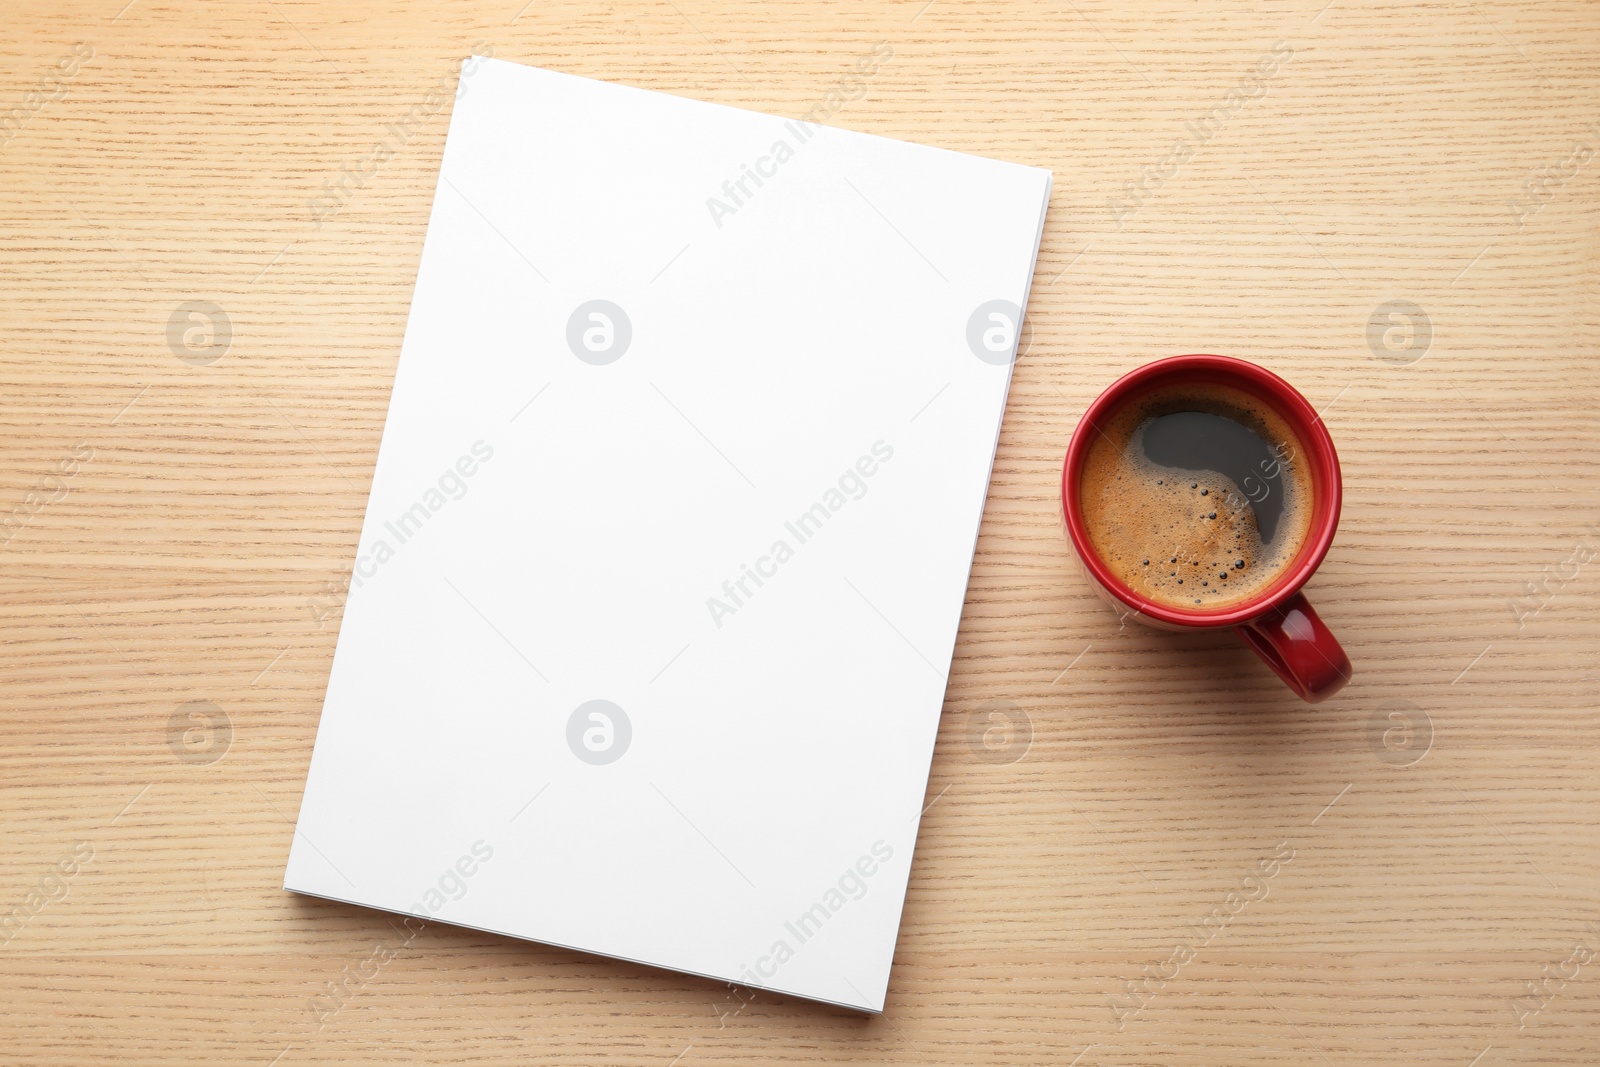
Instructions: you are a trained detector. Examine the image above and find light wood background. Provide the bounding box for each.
[2,0,1597,1063]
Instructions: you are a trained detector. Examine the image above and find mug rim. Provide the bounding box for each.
[1060,354,1343,629]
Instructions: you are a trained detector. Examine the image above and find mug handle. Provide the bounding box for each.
[1234,592,1352,703]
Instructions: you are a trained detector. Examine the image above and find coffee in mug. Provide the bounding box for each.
[1078,381,1312,611]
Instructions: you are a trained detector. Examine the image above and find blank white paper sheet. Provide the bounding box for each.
[286,55,1051,1013]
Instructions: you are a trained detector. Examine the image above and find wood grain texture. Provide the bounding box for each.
[1,0,1597,1063]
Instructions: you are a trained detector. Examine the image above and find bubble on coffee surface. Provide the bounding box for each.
[1079,383,1313,611]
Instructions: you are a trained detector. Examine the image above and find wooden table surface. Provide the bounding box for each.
[3,0,1597,1063]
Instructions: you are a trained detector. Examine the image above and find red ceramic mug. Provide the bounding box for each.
[1060,355,1352,703]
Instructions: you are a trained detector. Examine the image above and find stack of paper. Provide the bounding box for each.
[287,56,1051,1013]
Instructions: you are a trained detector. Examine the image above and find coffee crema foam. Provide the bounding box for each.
[1079,382,1313,611]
